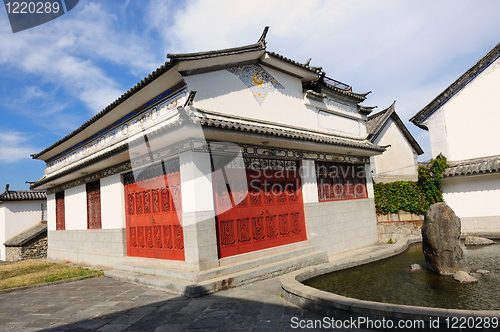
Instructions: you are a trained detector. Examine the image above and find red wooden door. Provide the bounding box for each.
[213,158,307,258]
[124,169,184,260]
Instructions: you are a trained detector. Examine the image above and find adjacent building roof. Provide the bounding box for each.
[443,155,500,178]
[410,42,500,130]
[0,185,47,201]
[367,101,424,155]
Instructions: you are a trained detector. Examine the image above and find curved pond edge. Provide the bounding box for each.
[280,236,500,330]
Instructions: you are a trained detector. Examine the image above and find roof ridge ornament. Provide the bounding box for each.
[258,26,269,45]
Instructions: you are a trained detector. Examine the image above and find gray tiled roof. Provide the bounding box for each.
[359,105,377,115]
[266,51,322,74]
[0,189,46,201]
[443,155,500,177]
[303,78,369,103]
[3,222,47,247]
[196,109,385,153]
[367,102,424,155]
[411,42,500,130]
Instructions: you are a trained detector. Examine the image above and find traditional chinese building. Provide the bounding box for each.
[32,28,385,294]
[367,102,423,183]
[411,42,500,233]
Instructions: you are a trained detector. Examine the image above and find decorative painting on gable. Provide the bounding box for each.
[227,64,284,105]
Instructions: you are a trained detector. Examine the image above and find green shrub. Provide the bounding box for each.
[374,154,448,215]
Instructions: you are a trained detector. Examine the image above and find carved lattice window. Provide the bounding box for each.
[55,191,65,230]
[86,180,102,229]
[316,161,368,202]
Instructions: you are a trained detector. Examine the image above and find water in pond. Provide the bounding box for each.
[304,242,500,310]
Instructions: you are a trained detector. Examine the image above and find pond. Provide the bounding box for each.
[304,241,500,310]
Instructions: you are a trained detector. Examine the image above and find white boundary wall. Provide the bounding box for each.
[442,173,500,233]
[0,200,45,260]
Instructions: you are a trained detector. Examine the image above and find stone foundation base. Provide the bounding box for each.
[377,212,424,243]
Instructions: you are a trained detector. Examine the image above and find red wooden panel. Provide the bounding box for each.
[213,158,307,258]
[86,180,102,229]
[55,191,65,230]
[124,166,184,261]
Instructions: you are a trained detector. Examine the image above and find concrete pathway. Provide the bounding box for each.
[0,275,363,332]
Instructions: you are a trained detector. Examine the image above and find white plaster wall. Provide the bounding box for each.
[0,201,44,260]
[179,151,219,269]
[65,184,87,230]
[101,174,125,229]
[179,151,215,215]
[424,57,500,161]
[47,193,55,231]
[184,66,364,138]
[423,108,450,159]
[442,173,500,218]
[372,119,418,182]
[300,160,319,204]
[365,164,375,198]
[0,206,5,260]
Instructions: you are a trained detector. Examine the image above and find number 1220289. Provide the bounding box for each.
[5,2,60,14]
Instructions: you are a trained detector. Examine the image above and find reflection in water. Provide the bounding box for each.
[305,242,500,310]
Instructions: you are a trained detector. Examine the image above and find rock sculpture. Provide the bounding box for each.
[421,203,466,275]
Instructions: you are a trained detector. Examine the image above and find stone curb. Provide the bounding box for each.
[0,273,103,294]
[280,237,500,330]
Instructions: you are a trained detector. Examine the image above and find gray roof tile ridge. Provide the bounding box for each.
[0,189,47,201]
[411,42,500,129]
[3,222,47,246]
[195,108,384,152]
[444,154,500,177]
[265,51,322,73]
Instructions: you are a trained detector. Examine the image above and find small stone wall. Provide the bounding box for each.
[377,212,423,243]
[5,233,48,261]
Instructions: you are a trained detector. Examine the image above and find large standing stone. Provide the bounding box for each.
[422,203,466,275]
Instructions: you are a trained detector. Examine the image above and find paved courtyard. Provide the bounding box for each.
[0,275,364,332]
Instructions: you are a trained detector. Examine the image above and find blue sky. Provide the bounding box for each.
[1,0,500,190]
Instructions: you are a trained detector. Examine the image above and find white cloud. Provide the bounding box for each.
[0,131,38,163]
[0,1,164,116]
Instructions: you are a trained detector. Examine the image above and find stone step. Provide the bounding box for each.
[105,249,328,297]
[113,241,316,282]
